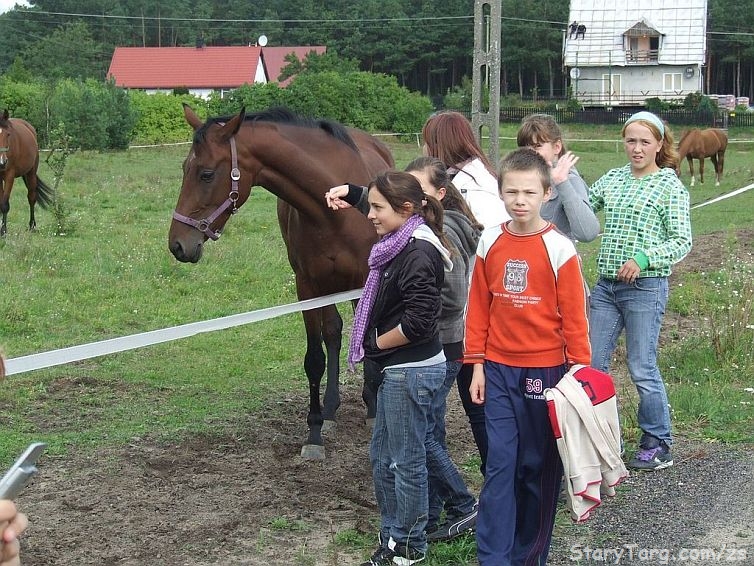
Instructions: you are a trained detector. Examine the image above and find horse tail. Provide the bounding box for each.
[35,177,55,209]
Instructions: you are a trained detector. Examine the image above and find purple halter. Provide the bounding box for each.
[172,136,241,241]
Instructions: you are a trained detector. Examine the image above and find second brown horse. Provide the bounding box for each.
[676,127,728,187]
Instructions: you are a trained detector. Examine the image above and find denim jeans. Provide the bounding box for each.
[589,276,672,445]
[370,362,446,552]
[427,360,476,528]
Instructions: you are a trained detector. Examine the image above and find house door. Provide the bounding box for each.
[602,73,621,105]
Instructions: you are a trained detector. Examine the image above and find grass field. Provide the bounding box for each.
[1,123,752,564]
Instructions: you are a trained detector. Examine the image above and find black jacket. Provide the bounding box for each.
[343,184,444,371]
[363,237,444,371]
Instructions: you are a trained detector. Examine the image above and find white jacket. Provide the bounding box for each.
[452,158,510,229]
[545,365,628,522]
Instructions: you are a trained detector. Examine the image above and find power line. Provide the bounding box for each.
[25,10,474,24]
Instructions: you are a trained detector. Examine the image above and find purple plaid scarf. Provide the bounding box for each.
[348,214,425,369]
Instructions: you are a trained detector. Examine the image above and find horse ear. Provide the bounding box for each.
[217,106,246,141]
[183,103,204,131]
[2,109,8,121]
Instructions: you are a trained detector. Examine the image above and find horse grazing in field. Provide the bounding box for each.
[676,127,728,187]
[0,110,54,236]
[168,105,394,459]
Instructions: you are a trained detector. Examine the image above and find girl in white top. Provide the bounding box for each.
[421,111,509,477]
[422,111,510,229]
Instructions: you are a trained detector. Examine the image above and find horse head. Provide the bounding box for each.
[168,105,252,263]
[0,109,11,168]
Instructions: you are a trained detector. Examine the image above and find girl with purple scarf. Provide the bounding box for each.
[325,172,452,566]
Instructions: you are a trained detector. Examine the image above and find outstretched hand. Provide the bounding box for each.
[324,185,353,210]
[551,151,580,185]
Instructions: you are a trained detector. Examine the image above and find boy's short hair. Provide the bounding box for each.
[498,148,551,193]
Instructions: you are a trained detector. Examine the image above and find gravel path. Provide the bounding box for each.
[547,440,754,565]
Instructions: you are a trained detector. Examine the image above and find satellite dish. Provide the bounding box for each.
[570,67,581,79]
[257,35,268,47]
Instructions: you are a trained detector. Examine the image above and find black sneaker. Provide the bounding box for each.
[629,438,673,471]
[387,537,425,565]
[360,545,396,566]
[426,503,478,543]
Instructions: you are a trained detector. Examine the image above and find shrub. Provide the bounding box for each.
[0,77,48,142]
[286,71,432,133]
[129,91,205,145]
[208,83,290,117]
[48,79,139,150]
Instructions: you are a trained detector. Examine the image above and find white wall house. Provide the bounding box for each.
[564,1,707,106]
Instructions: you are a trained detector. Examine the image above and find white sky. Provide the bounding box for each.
[0,1,30,14]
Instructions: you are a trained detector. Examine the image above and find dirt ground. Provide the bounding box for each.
[15,230,754,565]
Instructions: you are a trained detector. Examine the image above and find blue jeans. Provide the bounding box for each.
[370,362,446,552]
[428,360,476,528]
[589,277,672,445]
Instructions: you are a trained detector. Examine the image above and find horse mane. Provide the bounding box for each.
[196,107,359,152]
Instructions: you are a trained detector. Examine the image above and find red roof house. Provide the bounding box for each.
[107,45,326,98]
[261,46,326,87]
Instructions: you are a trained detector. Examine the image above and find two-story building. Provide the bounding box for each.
[564,1,707,107]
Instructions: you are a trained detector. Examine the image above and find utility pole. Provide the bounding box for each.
[471,1,502,165]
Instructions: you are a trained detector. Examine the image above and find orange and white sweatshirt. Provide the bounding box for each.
[464,222,591,367]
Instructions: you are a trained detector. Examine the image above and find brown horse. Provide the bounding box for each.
[168,105,393,459]
[676,127,728,187]
[0,110,54,236]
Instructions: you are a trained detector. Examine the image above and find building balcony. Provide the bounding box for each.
[625,49,659,64]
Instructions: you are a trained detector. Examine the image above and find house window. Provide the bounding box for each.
[602,73,621,104]
[663,73,682,91]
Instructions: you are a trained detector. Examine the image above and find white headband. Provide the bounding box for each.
[624,111,665,137]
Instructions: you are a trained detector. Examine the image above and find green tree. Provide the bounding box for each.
[20,22,105,81]
[278,50,359,82]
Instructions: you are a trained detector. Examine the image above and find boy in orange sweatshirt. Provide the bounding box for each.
[465,148,592,565]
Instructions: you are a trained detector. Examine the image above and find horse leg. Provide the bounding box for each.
[716,150,725,186]
[698,157,705,185]
[362,360,379,429]
[320,304,342,434]
[0,178,10,236]
[300,308,327,460]
[687,157,695,187]
[347,299,378,427]
[710,155,720,186]
[23,173,38,231]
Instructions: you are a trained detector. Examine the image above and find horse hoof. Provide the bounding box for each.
[321,420,337,435]
[365,417,375,430]
[301,444,326,460]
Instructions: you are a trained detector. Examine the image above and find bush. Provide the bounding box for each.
[129,91,206,145]
[48,79,138,150]
[0,78,48,142]
[207,83,290,117]
[286,71,432,133]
